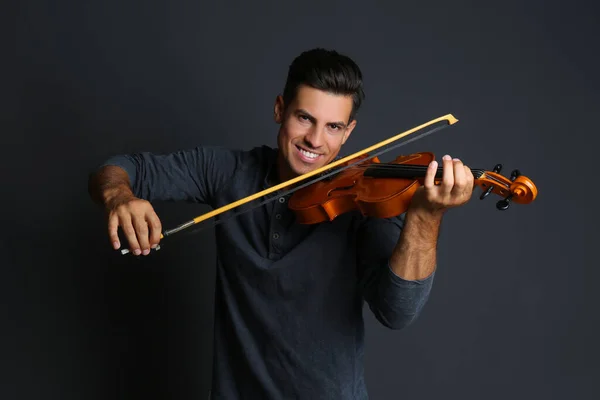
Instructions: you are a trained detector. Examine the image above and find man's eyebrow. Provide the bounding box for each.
[296,109,347,128]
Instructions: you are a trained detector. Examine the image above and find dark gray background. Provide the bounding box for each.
[3,1,597,399]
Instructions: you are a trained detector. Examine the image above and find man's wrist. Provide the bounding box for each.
[407,202,445,223]
[404,206,444,246]
[102,184,134,210]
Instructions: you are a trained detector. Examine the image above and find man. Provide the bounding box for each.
[89,48,473,399]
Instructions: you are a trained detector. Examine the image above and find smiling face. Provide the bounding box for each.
[274,84,357,182]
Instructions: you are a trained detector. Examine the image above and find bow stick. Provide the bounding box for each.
[120,114,458,254]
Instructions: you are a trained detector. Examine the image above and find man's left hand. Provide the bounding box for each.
[409,154,474,216]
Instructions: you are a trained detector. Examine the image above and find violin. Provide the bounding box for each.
[287,152,537,224]
[119,114,538,255]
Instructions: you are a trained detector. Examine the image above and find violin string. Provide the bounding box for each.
[161,122,453,240]
[359,163,485,175]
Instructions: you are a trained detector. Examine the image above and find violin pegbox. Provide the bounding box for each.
[475,163,538,210]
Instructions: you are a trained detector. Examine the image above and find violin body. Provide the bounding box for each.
[288,152,538,224]
[288,152,436,224]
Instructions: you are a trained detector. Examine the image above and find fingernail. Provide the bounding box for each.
[134,249,141,255]
[453,158,460,161]
[151,244,157,249]
[443,155,451,160]
[143,249,150,255]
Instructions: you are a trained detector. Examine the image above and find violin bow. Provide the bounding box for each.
[121,114,458,254]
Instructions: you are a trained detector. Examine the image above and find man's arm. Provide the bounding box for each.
[89,146,241,206]
[88,145,241,254]
[88,165,135,209]
[356,213,436,330]
[388,154,475,280]
[357,155,474,329]
[388,208,442,281]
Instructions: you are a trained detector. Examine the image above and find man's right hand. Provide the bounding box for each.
[105,194,162,256]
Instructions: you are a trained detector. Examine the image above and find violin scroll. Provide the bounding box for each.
[474,163,538,210]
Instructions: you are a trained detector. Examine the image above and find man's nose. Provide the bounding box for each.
[304,127,325,148]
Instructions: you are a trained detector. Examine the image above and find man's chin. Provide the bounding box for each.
[291,160,327,176]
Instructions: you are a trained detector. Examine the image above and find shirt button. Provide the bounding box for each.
[275,213,282,220]
[278,197,286,203]
[272,232,280,240]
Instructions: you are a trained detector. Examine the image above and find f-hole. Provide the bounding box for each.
[327,181,357,197]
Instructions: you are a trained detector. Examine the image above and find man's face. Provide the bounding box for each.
[275,84,357,181]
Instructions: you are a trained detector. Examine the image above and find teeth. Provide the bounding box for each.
[299,148,319,159]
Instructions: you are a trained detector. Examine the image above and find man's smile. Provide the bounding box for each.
[295,145,322,163]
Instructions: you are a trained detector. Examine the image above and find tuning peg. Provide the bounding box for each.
[496,194,513,210]
[510,169,521,181]
[480,164,503,200]
[480,186,493,200]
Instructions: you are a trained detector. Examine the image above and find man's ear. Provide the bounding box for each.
[341,119,357,145]
[274,95,284,124]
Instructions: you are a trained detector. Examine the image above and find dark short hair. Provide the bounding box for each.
[282,48,365,122]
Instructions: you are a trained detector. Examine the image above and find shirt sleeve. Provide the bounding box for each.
[98,145,240,207]
[356,213,435,330]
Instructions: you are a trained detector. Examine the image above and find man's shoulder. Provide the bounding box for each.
[200,144,274,160]
[199,144,277,203]
[236,144,277,167]
[195,143,277,184]
[191,144,276,170]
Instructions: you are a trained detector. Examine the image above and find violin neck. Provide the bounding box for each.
[363,163,484,180]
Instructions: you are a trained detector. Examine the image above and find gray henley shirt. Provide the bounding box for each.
[100,144,435,399]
